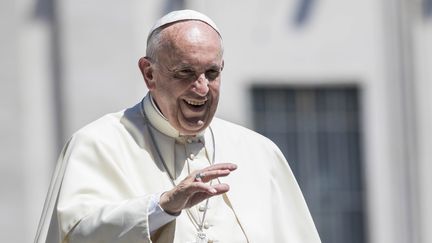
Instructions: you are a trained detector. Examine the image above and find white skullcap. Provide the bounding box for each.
[147,9,221,40]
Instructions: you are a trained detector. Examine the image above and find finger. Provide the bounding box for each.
[187,182,231,196]
[211,183,230,194]
[196,169,232,183]
[186,184,231,207]
[185,181,219,195]
[189,164,236,180]
[201,163,237,172]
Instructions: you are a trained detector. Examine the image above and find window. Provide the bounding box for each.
[252,86,366,243]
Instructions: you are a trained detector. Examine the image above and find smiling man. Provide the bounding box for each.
[35,10,321,243]
[139,16,223,135]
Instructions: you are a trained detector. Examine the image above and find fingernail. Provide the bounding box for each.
[210,188,217,194]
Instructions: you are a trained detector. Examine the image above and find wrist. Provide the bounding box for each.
[159,192,182,216]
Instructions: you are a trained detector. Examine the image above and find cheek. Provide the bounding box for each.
[209,82,220,96]
[163,87,188,110]
[158,83,184,100]
[209,79,221,89]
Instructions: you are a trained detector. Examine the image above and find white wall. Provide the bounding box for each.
[58,0,149,138]
[1,0,57,242]
[414,13,432,243]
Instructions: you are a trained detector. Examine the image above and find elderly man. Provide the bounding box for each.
[35,10,321,243]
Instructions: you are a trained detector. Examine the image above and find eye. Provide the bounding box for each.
[205,69,220,81]
[174,69,195,79]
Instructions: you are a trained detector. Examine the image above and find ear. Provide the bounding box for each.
[138,57,156,90]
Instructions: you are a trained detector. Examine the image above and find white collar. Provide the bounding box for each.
[143,93,205,142]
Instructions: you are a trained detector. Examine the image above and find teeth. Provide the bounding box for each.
[185,99,206,106]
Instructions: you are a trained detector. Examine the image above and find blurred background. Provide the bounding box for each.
[1,0,432,242]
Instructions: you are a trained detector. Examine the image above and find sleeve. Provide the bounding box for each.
[65,195,153,243]
[148,193,179,234]
[56,131,176,243]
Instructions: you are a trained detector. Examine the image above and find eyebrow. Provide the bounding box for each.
[170,63,222,72]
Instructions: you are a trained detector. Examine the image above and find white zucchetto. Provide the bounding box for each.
[147,9,221,40]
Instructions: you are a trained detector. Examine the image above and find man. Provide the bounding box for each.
[35,10,321,243]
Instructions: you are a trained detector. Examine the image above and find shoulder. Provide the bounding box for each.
[210,117,289,173]
[211,117,279,150]
[72,110,125,140]
[66,101,146,152]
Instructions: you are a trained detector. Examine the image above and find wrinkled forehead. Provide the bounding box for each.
[157,23,224,66]
[147,9,221,42]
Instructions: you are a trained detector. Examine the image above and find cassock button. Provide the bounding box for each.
[189,153,195,160]
[198,205,207,212]
[203,222,210,229]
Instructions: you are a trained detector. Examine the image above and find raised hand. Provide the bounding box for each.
[159,163,237,214]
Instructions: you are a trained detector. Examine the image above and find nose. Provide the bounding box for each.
[193,74,209,96]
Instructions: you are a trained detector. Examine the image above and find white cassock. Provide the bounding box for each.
[35,93,321,243]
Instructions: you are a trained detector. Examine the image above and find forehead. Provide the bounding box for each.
[162,20,220,41]
[157,21,223,67]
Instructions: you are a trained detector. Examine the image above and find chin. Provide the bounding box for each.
[178,120,209,135]
[180,125,206,135]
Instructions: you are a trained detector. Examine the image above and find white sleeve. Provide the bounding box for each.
[64,195,152,243]
[65,193,178,243]
[148,193,179,234]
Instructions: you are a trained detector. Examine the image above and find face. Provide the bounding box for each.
[140,21,224,135]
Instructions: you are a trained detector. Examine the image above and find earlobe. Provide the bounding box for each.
[138,57,156,90]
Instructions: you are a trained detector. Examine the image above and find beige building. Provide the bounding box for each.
[1,0,431,242]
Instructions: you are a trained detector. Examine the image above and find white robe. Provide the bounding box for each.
[35,94,321,243]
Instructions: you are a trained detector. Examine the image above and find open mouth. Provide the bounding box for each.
[183,98,207,110]
[180,98,211,128]
[185,99,206,106]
